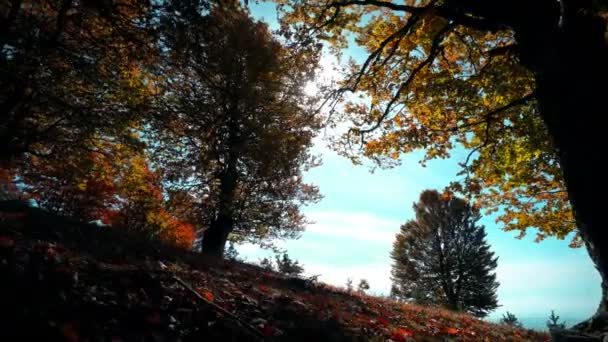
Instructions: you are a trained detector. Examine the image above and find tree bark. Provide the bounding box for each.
[201,122,240,257]
[511,5,608,331]
[201,162,238,257]
[201,213,233,258]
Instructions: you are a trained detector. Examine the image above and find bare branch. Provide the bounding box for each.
[324,1,503,31]
[325,0,426,13]
[486,44,518,57]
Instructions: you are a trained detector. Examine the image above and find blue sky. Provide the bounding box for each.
[245,2,601,330]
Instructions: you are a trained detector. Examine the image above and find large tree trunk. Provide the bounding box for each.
[201,149,239,258]
[201,213,233,258]
[513,4,608,332]
[201,186,235,258]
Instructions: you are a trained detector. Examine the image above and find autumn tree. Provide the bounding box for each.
[153,1,322,257]
[1,0,157,168]
[390,190,499,317]
[20,136,194,249]
[18,138,130,221]
[272,0,608,329]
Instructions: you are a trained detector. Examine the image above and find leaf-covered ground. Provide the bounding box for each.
[0,204,549,341]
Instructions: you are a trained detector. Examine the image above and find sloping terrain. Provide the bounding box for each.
[0,203,549,341]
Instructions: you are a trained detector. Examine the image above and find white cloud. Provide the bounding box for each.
[494,259,601,317]
[304,210,401,244]
[496,260,600,292]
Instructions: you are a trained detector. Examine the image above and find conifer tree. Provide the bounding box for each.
[391,190,499,317]
[547,310,566,330]
[501,312,523,327]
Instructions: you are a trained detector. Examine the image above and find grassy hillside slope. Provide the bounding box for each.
[0,202,549,341]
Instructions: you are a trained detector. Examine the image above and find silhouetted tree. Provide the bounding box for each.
[501,312,522,327]
[391,190,499,317]
[259,257,274,272]
[346,278,354,293]
[357,279,370,293]
[547,310,566,330]
[275,252,304,276]
[153,1,322,257]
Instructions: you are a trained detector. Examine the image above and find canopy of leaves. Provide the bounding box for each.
[151,1,322,248]
[391,190,499,317]
[3,0,321,253]
[1,0,157,165]
[270,0,577,245]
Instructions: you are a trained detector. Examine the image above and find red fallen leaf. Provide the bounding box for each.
[258,284,271,293]
[202,290,214,302]
[390,327,414,341]
[390,332,406,342]
[446,328,459,335]
[61,322,79,342]
[397,327,414,336]
[0,236,15,248]
[376,317,390,327]
[195,287,214,301]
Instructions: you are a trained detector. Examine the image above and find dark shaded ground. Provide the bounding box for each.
[0,202,550,341]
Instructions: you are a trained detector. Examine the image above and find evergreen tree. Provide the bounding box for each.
[259,257,275,272]
[275,252,304,277]
[547,310,566,330]
[501,312,523,327]
[390,190,499,317]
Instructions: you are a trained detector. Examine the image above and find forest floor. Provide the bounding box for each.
[0,203,550,341]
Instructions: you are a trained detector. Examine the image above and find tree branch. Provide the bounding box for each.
[324,1,504,31]
[340,13,422,93]
[359,23,456,134]
[325,0,426,13]
[486,44,518,57]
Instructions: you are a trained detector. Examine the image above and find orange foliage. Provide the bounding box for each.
[21,137,195,249]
